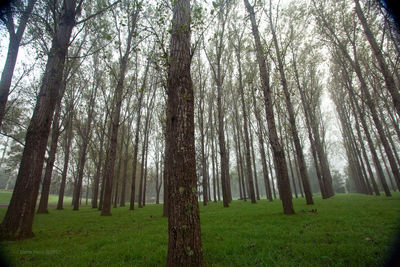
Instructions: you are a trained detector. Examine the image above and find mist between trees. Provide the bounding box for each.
[0,0,398,265]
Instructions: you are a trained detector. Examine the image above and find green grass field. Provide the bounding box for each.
[0,190,72,206]
[0,193,399,266]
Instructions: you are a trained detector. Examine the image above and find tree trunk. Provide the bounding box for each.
[354,0,400,118]
[244,0,294,214]
[139,87,155,208]
[0,0,37,129]
[37,93,63,214]
[113,124,126,208]
[73,85,97,210]
[318,4,399,194]
[266,147,277,199]
[57,103,74,210]
[251,87,273,201]
[0,0,77,240]
[102,6,140,216]
[130,59,150,211]
[269,9,313,204]
[235,43,256,203]
[249,124,260,200]
[166,1,203,265]
[233,123,243,200]
[120,122,132,207]
[92,113,108,208]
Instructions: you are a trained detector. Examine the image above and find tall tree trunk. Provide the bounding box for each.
[234,103,247,201]
[354,0,400,118]
[209,99,217,202]
[232,119,243,200]
[113,124,126,208]
[267,147,277,199]
[73,82,97,210]
[142,124,151,207]
[92,113,108,208]
[292,154,304,198]
[120,121,132,207]
[37,92,64,214]
[57,103,74,210]
[251,87,273,201]
[249,122,260,200]
[155,142,161,204]
[139,86,155,208]
[0,0,37,129]
[235,43,256,203]
[292,56,327,198]
[318,4,400,194]
[130,60,150,211]
[102,6,140,216]
[244,0,294,214]
[347,85,381,195]
[166,1,203,265]
[0,0,77,240]
[269,8,313,204]
[101,72,126,216]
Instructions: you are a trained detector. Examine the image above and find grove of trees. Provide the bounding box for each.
[0,0,398,265]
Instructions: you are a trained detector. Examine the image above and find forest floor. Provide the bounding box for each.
[0,193,399,266]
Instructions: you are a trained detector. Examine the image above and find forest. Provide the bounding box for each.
[0,0,399,266]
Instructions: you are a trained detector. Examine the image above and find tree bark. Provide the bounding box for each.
[244,0,294,214]
[73,79,97,210]
[269,8,313,204]
[92,112,108,208]
[234,41,256,203]
[354,0,400,118]
[251,87,273,201]
[57,103,74,210]
[37,92,63,214]
[113,124,126,208]
[166,1,203,265]
[0,0,37,129]
[130,59,150,211]
[0,0,77,240]
[102,6,140,216]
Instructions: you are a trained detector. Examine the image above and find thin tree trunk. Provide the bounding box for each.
[57,104,74,210]
[235,42,256,203]
[250,124,260,200]
[319,5,400,193]
[92,113,108,209]
[244,0,294,214]
[130,60,150,211]
[269,7,313,204]
[113,124,126,208]
[267,147,277,199]
[120,119,132,207]
[0,0,37,129]
[73,82,97,211]
[37,92,64,214]
[251,87,273,201]
[354,0,400,118]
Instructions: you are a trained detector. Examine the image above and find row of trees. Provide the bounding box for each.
[0,0,398,264]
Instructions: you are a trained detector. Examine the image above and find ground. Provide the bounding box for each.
[0,193,399,266]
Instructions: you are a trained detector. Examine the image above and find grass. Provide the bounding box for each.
[0,193,399,266]
[0,190,72,206]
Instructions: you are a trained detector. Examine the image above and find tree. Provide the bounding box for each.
[0,0,78,240]
[244,0,294,215]
[267,0,313,204]
[165,0,203,265]
[0,0,37,129]
[101,0,141,216]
